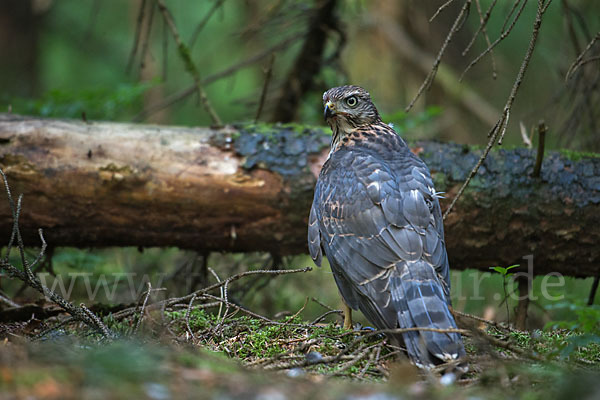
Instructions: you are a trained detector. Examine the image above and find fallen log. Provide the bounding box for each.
[0,113,598,277]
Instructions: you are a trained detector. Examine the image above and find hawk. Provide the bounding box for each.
[308,85,466,368]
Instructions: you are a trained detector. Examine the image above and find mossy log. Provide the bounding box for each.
[0,113,599,278]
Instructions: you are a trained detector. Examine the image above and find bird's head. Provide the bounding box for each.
[323,85,381,132]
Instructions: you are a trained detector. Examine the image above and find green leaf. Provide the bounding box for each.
[490,266,507,275]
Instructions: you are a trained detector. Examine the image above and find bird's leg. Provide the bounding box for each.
[342,301,353,330]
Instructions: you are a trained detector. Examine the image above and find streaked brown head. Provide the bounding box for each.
[323,85,381,132]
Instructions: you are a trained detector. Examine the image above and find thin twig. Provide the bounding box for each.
[254,53,276,123]
[466,0,498,79]
[501,0,523,33]
[460,0,528,81]
[330,347,371,376]
[138,0,156,73]
[0,293,20,308]
[370,327,470,336]
[31,317,74,341]
[561,0,582,56]
[519,121,533,147]
[358,344,380,379]
[126,0,148,74]
[218,279,230,327]
[189,0,226,48]
[185,294,197,341]
[462,0,497,56]
[311,297,336,311]
[112,267,312,320]
[156,0,222,126]
[133,33,302,121]
[80,303,112,339]
[285,296,309,324]
[406,0,472,112]
[430,0,456,22]
[0,169,113,339]
[566,33,600,80]
[200,293,286,326]
[208,267,224,321]
[310,309,343,325]
[161,15,168,81]
[588,275,599,306]
[246,338,320,367]
[133,282,152,335]
[444,0,550,219]
[532,120,547,177]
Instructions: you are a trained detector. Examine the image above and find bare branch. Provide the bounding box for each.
[464,0,498,78]
[111,267,313,321]
[126,0,148,74]
[161,14,169,81]
[405,0,472,112]
[444,0,551,219]
[532,121,547,177]
[462,0,497,56]
[80,303,113,339]
[207,267,224,321]
[460,0,528,81]
[565,32,600,81]
[377,14,499,127]
[255,54,276,123]
[133,282,152,335]
[134,33,303,122]
[0,292,20,308]
[0,168,113,339]
[185,293,197,341]
[138,0,156,73]
[189,0,226,49]
[430,0,456,22]
[156,0,222,126]
[501,0,524,33]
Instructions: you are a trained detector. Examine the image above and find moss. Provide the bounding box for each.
[98,163,133,174]
[242,122,329,137]
[431,171,447,193]
[558,149,600,161]
[0,154,37,172]
[177,43,199,77]
[166,309,219,332]
[491,328,600,364]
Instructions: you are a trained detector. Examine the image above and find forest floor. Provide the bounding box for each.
[1,301,599,400]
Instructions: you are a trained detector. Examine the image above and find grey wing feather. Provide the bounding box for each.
[308,202,322,267]
[309,143,464,367]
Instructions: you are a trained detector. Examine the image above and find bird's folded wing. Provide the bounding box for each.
[314,151,452,323]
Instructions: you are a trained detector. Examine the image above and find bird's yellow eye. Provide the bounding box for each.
[345,96,358,107]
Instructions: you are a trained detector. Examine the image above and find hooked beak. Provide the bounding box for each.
[324,101,335,120]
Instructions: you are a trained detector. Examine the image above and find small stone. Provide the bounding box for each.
[440,372,456,386]
[305,351,323,364]
[286,368,305,378]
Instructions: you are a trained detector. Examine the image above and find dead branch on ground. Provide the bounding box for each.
[0,169,112,338]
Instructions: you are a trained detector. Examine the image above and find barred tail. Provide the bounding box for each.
[390,263,465,368]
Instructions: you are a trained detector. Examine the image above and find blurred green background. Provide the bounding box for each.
[0,0,599,330]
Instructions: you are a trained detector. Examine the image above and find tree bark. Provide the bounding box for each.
[0,113,599,278]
